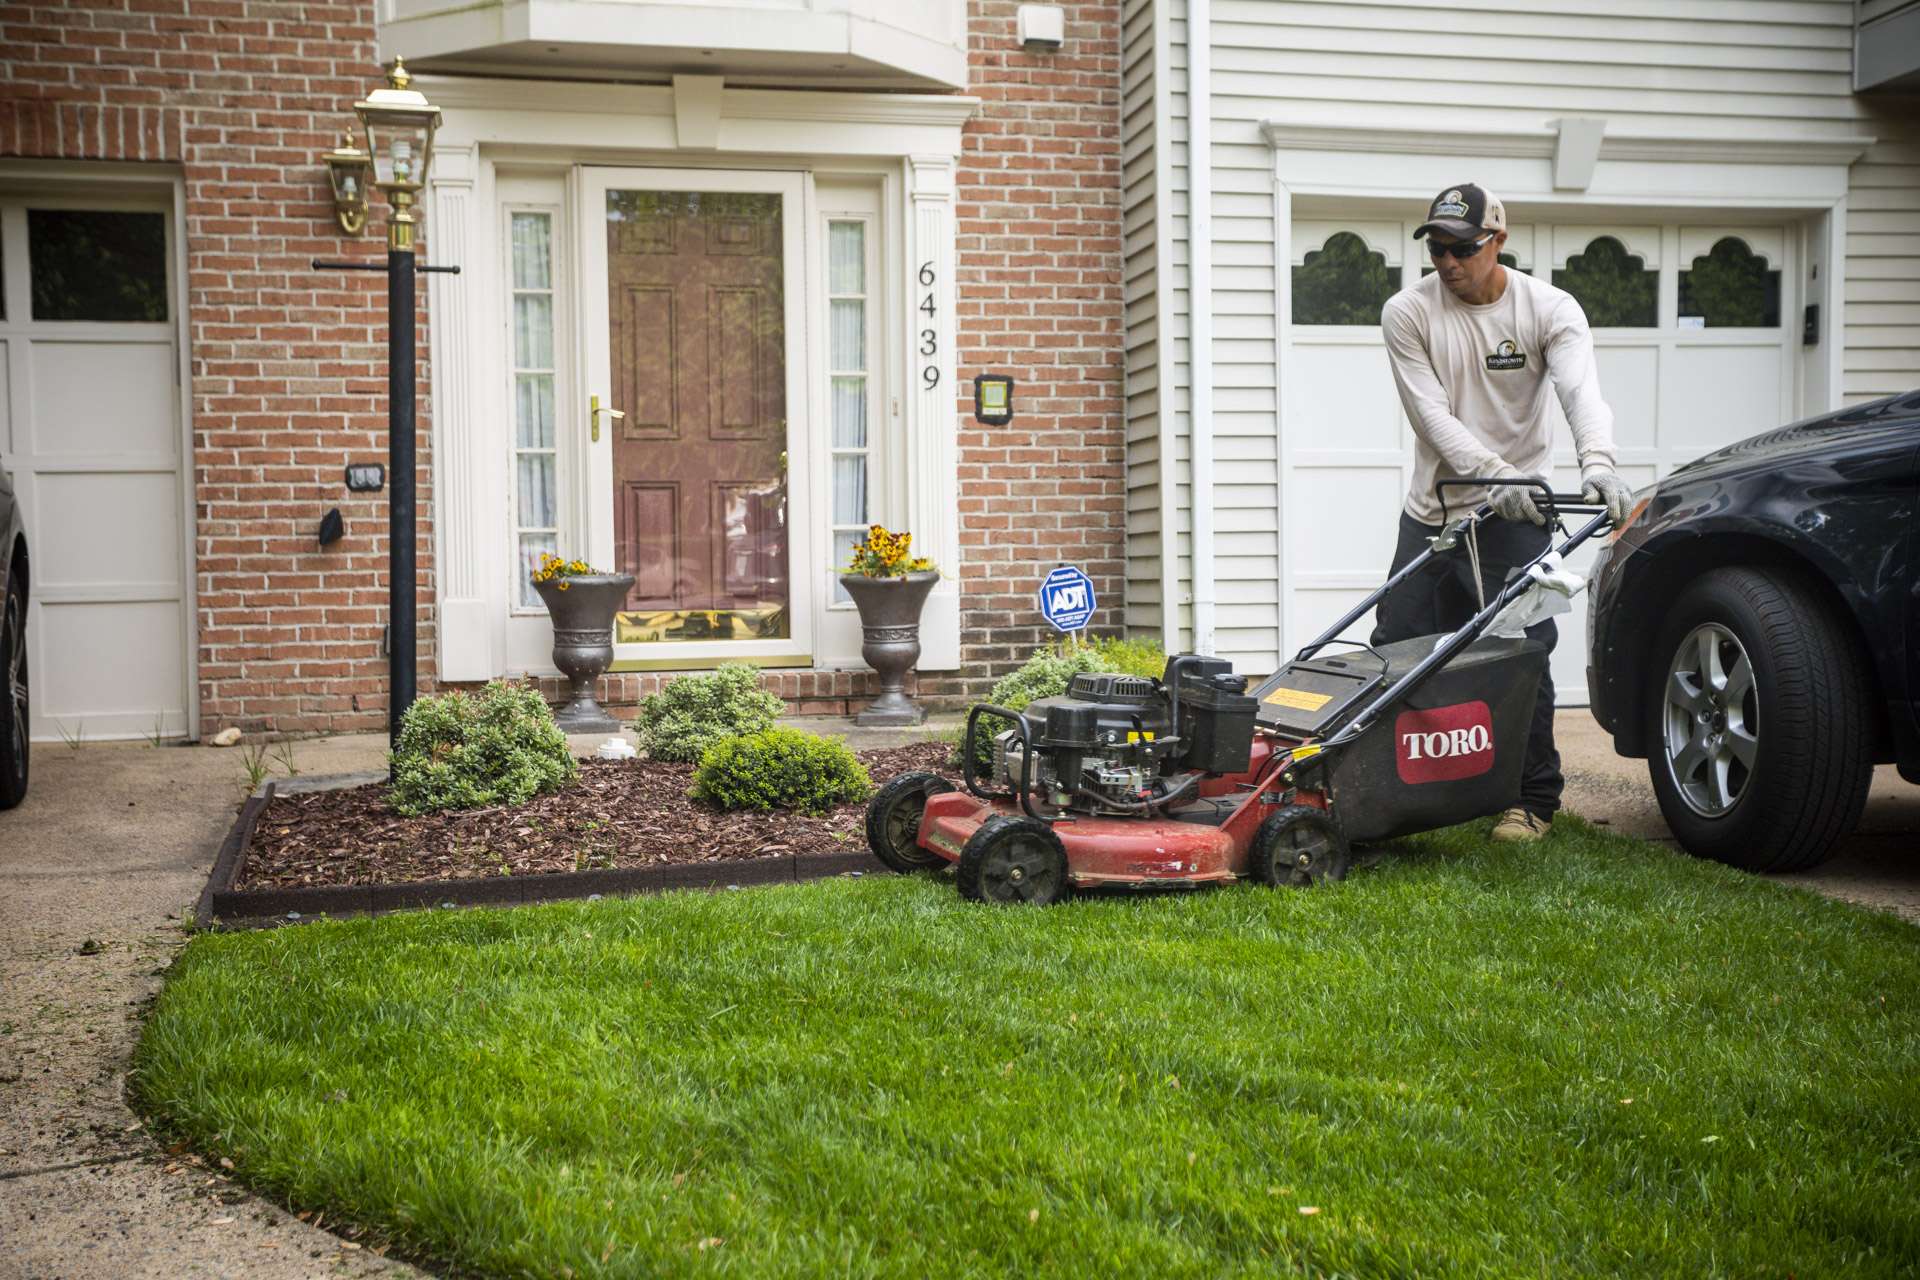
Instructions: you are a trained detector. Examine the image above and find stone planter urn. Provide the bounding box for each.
[532,573,635,733]
[839,569,939,726]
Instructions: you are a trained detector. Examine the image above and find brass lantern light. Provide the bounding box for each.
[352,57,442,252]
[321,131,371,235]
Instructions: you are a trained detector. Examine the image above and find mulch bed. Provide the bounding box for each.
[236,742,958,890]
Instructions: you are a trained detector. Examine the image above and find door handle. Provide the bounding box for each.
[590,394,625,442]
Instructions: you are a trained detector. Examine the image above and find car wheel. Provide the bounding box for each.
[1644,567,1871,872]
[0,571,26,810]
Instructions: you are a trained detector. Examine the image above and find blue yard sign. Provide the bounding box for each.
[1038,565,1096,633]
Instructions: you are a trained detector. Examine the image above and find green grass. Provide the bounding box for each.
[133,817,1920,1278]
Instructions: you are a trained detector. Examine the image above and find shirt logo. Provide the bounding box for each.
[1485,339,1527,371]
[1395,702,1496,784]
[1433,189,1470,218]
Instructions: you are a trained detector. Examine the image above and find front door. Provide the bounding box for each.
[580,169,812,664]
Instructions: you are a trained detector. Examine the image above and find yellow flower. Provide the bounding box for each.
[844,524,938,579]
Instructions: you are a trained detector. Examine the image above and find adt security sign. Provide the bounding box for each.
[1038,565,1096,633]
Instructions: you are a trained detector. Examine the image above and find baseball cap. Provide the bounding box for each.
[1414,183,1507,240]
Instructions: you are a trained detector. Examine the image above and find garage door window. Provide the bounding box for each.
[1551,235,1657,328]
[1678,237,1780,328]
[27,208,168,322]
[1292,231,1399,325]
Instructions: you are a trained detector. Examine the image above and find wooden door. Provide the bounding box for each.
[605,189,789,643]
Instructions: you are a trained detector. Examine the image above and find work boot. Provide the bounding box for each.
[1491,807,1550,842]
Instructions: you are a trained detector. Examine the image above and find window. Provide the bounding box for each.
[28,208,167,322]
[510,210,560,609]
[1679,237,1780,328]
[1292,231,1399,325]
[827,219,872,604]
[1553,236,1657,328]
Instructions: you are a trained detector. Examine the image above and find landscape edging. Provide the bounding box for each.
[194,774,885,931]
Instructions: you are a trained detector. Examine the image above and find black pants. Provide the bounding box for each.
[1369,512,1564,820]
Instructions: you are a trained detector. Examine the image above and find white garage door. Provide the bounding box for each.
[1281,215,1797,704]
[0,194,192,741]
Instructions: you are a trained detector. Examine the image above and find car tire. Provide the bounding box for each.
[0,570,26,810]
[1643,567,1871,872]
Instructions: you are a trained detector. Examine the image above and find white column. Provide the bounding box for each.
[426,144,494,681]
[906,153,960,671]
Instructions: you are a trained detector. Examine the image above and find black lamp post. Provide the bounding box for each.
[315,59,454,749]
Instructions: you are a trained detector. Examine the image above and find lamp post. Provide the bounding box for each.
[315,58,452,749]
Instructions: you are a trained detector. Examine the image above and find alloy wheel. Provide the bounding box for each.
[1661,622,1757,818]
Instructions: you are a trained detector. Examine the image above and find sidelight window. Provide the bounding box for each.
[509,209,560,609]
[827,218,873,605]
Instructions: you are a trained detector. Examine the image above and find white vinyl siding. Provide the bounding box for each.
[1122,0,1181,643]
[1132,0,1920,677]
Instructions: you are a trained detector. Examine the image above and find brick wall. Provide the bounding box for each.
[1,0,429,738]
[936,0,1127,705]
[2,0,1126,733]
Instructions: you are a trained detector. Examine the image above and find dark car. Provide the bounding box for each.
[1586,391,1918,872]
[1,465,25,809]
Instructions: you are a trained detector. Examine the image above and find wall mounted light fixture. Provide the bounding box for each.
[321,131,372,235]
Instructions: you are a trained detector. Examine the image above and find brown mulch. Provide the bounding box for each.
[235,742,959,890]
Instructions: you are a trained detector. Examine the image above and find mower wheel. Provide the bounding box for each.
[865,771,957,873]
[956,815,1070,906]
[1250,806,1349,889]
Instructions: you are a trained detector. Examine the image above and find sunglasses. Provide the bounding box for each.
[1428,232,1496,260]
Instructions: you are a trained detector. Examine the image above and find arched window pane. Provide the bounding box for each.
[1552,236,1657,328]
[1293,232,1400,325]
[1679,237,1780,328]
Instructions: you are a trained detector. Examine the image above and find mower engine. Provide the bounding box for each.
[993,657,1258,816]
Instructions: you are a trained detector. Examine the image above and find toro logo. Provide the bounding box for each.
[1395,701,1495,784]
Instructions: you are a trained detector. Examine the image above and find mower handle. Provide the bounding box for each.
[1320,506,1614,751]
[1435,475,1602,530]
[1294,479,1608,664]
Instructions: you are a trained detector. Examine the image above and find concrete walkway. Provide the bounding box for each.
[0,713,1913,1278]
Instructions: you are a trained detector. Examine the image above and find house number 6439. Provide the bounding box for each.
[918,260,940,387]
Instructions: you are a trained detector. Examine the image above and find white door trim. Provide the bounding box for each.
[577,166,816,666]
[426,85,970,681]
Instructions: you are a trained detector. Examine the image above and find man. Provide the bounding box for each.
[1374,183,1633,842]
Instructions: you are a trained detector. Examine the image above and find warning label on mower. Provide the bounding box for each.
[1264,686,1333,712]
[1394,701,1495,784]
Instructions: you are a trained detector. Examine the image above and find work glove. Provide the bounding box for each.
[1581,469,1635,528]
[1487,468,1546,526]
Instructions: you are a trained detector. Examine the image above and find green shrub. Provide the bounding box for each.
[388,682,577,817]
[690,728,872,816]
[1087,634,1167,680]
[633,663,784,763]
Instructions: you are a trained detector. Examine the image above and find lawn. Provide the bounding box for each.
[134,817,1920,1278]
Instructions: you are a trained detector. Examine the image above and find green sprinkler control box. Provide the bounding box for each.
[973,374,1014,425]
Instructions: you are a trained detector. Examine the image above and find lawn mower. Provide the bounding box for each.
[865,480,1615,904]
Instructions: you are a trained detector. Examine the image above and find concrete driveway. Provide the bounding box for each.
[1,713,1913,1278]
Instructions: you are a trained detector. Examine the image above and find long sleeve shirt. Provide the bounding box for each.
[1381,268,1619,524]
